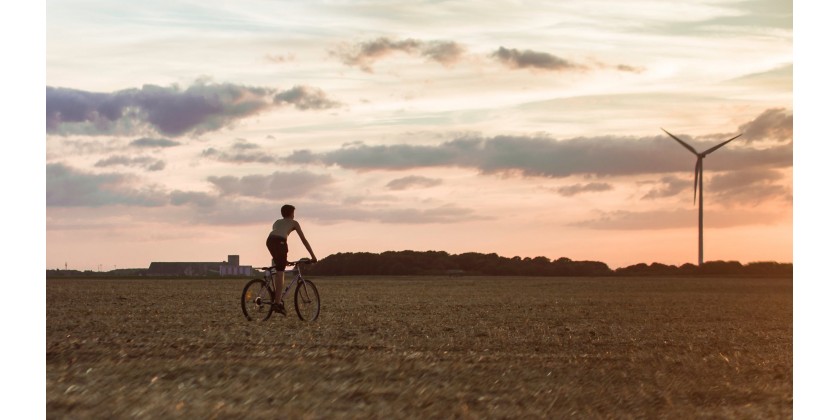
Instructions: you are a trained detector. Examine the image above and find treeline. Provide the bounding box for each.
[307,251,612,276]
[614,260,792,277]
[45,251,793,278]
[306,250,793,277]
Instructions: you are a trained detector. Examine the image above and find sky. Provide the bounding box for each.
[20,3,840,414]
[43,0,794,270]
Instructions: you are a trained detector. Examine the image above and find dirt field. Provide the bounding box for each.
[46,276,791,418]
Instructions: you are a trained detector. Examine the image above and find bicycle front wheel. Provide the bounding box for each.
[241,279,274,321]
[294,279,320,321]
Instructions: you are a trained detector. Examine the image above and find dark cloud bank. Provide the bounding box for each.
[47,81,341,137]
[286,134,790,179]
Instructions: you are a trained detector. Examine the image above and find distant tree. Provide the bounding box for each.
[698,260,744,275]
[743,261,793,277]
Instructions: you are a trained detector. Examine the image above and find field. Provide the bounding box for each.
[46,276,792,418]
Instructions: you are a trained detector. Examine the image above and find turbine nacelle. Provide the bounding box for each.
[661,128,742,205]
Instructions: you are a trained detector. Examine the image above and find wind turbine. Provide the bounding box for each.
[661,128,742,266]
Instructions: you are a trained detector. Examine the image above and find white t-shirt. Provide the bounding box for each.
[270,218,299,239]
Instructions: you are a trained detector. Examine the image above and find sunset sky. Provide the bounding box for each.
[44,0,794,270]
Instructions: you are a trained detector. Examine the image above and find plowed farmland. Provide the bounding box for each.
[46,276,791,418]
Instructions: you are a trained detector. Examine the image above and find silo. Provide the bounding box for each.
[228,255,240,266]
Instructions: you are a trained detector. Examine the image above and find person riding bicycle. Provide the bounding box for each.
[266,204,317,315]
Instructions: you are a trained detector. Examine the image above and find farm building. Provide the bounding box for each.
[147,255,253,277]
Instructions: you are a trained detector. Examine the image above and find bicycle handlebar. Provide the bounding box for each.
[287,258,314,266]
[256,258,314,271]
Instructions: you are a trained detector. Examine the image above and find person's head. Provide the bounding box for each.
[281,204,296,219]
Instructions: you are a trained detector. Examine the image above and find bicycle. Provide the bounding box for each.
[240,258,321,322]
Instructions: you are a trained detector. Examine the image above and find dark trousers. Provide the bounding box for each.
[265,235,288,268]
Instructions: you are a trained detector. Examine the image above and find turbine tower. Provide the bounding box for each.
[661,128,742,266]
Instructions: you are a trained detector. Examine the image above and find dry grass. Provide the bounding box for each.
[47,276,791,418]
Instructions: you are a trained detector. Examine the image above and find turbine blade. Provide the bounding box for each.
[661,128,698,155]
[701,133,742,155]
[693,158,700,205]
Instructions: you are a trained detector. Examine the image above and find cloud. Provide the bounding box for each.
[573,208,784,230]
[169,190,219,208]
[46,138,124,157]
[265,53,295,63]
[303,202,484,225]
[47,82,274,136]
[615,64,645,73]
[201,140,279,164]
[491,47,584,72]
[491,46,642,74]
[129,137,181,148]
[642,176,692,200]
[207,171,333,199]
[47,80,340,137]
[273,85,342,110]
[376,205,479,224]
[172,198,483,226]
[94,155,166,171]
[287,111,792,178]
[385,175,443,190]
[556,182,613,197]
[46,163,168,207]
[708,168,791,205]
[332,37,466,72]
[737,108,792,143]
[45,164,478,225]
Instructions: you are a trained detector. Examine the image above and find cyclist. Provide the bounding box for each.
[266,204,317,315]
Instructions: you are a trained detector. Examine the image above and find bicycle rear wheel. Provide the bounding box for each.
[241,279,274,321]
[294,279,320,321]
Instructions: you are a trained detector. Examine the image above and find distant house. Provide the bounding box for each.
[147,255,253,277]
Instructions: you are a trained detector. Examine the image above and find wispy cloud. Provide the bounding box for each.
[708,168,791,205]
[385,175,443,190]
[736,108,792,143]
[556,182,613,197]
[491,47,585,72]
[642,176,692,200]
[201,140,279,164]
[573,208,784,230]
[273,85,342,110]
[491,46,643,74]
[46,163,168,207]
[265,52,295,63]
[169,190,220,208]
[46,138,124,157]
[207,171,334,199]
[304,202,485,225]
[175,200,484,226]
[94,155,166,172]
[129,137,181,148]
[615,64,645,73]
[332,37,466,72]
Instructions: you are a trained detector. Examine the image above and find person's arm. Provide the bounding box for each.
[294,223,317,262]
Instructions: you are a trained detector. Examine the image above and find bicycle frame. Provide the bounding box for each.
[262,259,309,303]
